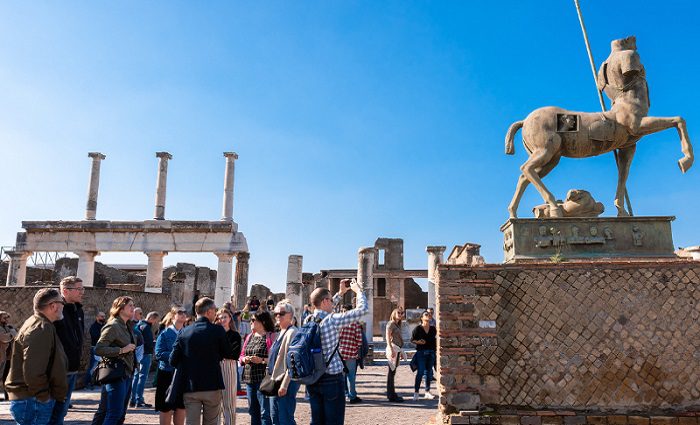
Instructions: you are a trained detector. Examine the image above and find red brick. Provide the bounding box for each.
[608,415,629,425]
[677,418,698,425]
[586,416,609,425]
[650,417,678,425]
[628,416,650,425]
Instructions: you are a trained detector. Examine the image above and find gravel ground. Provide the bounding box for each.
[0,361,438,424]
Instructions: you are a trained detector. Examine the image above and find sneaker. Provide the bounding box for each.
[129,401,136,408]
[349,397,363,404]
[388,395,404,403]
[413,392,420,401]
[424,391,435,400]
[236,390,247,397]
[136,402,152,408]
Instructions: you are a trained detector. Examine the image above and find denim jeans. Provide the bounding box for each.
[344,359,358,399]
[48,373,76,425]
[84,347,99,388]
[91,375,131,425]
[414,350,435,392]
[10,397,55,425]
[245,382,271,425]
[130,353,152,404]
[270,380,300,425]
[307,373,345,425]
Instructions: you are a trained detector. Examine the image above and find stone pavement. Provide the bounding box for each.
[0,361,438,424]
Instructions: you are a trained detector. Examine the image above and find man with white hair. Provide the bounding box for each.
[5,288,68,425]
[269,299,300,424]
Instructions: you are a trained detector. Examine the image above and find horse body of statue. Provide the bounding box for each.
[505,36,693,219]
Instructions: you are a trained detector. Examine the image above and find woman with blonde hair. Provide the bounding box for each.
[215,307,242,425]
[92,296,137,425]
[385,308,405,402]
[154,305,187,425]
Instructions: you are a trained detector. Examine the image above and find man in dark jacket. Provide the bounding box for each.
[49,276,85,425]
[170,297,235,425]
[83,311,105,389]
[130,311,159,408]
[6,288,68,425]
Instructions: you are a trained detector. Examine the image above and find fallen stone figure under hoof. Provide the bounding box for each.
[532,189,604,219]
[504,36,694,219]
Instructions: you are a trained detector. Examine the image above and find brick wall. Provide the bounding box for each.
[0,286,173,386]
[436,260,700,423]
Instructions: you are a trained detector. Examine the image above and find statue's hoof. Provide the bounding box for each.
[549,206,564,218]
[678,156,693,173]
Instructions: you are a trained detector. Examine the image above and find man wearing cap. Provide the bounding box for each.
[5,288,68,425]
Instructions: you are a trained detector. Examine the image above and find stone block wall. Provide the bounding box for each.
[436,260,700,423]
[0,286,173,387]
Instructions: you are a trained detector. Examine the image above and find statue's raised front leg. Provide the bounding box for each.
[638,116,694,172]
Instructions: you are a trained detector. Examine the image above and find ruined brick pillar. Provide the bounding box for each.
[286,255,303,323]
[214,252,235,307]
[234,252,250,310]
[153,152,172,220]
[426,245,446,310]
[358,247,376,344]
[5,251,30,286]
[221,152,238,222]
[76,251,98,287]
[145,251,167,293]
[85,152,106,220]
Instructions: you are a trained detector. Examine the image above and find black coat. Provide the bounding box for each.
[54,302,84,372]
[169,317,236,392]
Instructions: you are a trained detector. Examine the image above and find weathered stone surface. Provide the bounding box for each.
[501,216,675,262]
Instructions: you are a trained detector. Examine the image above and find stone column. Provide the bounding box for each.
[427,246,446,310]
[221,152,238,221]
[153,152,172,220]
[286,255,303,323]
[234,252,250,310]
[358,247,376,344]
[85,152,106,220]
[76,251,98,287]
[214,253,235,307]
[145,251,167,293]
[5,251,30,286]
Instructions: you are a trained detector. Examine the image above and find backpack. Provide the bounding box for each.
[286,316,338,385]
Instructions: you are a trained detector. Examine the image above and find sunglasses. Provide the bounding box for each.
[274,312,288,317]
[46,300,66,307]
[66,287,85,292]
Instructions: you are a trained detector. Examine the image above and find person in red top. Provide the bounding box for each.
[338,304,363,404]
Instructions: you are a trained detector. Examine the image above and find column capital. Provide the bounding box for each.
[88,152,106,160]
[236,251,250,261]
[156,151,173,160]
[223,152,239,160]
[75,251,99,259]
[426,245,447,255]
[6,250,31,260]
[215,252,236,261]
[145,251,168,258]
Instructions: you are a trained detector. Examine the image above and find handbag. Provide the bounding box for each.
[93,357,126,385]
[165,367,184,406]
[259,372,282,397]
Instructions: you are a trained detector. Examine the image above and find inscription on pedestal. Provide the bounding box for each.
[501,216,675,263]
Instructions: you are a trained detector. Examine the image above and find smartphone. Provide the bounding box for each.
[344,280,351,288]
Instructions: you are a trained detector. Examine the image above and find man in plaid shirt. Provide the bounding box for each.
[307,279,367,425]
[338,304,364,404]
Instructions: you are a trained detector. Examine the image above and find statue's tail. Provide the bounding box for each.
[505,120,523,155]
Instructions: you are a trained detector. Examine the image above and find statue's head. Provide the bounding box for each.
[611,36,636,52]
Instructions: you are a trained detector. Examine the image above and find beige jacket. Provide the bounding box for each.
[270,327,297,391]
[4,314,68,402]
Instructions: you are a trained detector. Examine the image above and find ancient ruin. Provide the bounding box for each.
[3,151,250,311]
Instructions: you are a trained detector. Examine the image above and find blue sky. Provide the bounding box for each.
[1,1,698,293]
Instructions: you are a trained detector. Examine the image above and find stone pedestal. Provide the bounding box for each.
[234,252,250,310]
[85,152,106,220]
[76,251,98,287]
[286,255,303,323]
[215,253,235,307]
[501,216,676,263]
[426,246,446,310]
[358,247,376,345]
[5,251,30,286]
[154,152,172,220]
[145,251,167,293]
[221,152,238,221]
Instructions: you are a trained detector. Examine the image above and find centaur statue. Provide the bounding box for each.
[505,36,694,218]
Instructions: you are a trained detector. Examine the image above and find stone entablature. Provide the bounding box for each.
[436,260,700,422]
